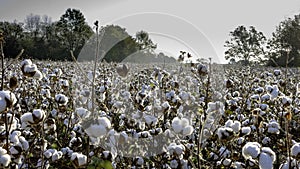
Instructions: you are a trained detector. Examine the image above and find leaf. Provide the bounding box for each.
[98,160,113,169]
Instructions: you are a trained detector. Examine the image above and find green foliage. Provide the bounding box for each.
[266,14,300,67]
[135,30,157,52]
[0,21,24,58]
[224,25,266,65]
[56,8,93,60]
[88,156,113,169]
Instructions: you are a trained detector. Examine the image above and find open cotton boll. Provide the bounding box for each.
[0,154,11,167]
[241,127,251,136]
[259,152,274,169]
[52,151,63,161]
[291,143,300,157]
[55,94,68,105]
[270,85,279,100]
[261,147,276,162]
[182,125,194,136]
[33,70,43,80]
[172,117,183,133]
[97,117,111,128]
[19,136,29,151]
[0,91,17,112]
[21,113,34,124]
[71,152,87,166]
[242,142,261,160]
[85,124,107,137]
[267,121,280,134]
[32,109,45,121]
[21,59,32,66]
[76,107,90,119]
[181,118,190,128]
[217,127,234,140]
[144,115,158,126]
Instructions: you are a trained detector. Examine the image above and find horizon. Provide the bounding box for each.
[1,0,300,64]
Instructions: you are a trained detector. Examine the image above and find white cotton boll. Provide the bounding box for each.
[231,121,241,133]
[52,151,63,161]
[270,85,279,100]
[85,124,107,137]
[179,91,189,101]
[291,143,300,157]
[44,149,53,159]
[97,117,111,128]
[182,126,194,136]
[242,142,261,160]
[162,101,170,109]
[144,115,158,126]
[261,147,276,162]
[24,64,38,74]
[172,117,183,133]
[237,137,245,145]
[225,120,233,128]
[233,162,245,169]
[219,146,231,158]
[274,69,281,76]
[210,152,219,160]
[33,70,43,80]
[170,159,178,168]
[10,146,19,155]
[241,127,251,135]
[71,153,87,166]
[282,96,292,105]
[19,136,29,151]
[174,145,185,155]
[55,94,68,105]
[267,121,280,134]
[21,113,34,123]
[136,156,144,166]
[250,94,260,101]
[217,127,234,140]
[223,158,232,166]
[261,94,271,102]
[76,107,90,119]
[262,137,271,145]
[32,109,45,120]
[259,152,273,169]
[181,118,190,128]
[21,59,32,66]
[0,154,11,167]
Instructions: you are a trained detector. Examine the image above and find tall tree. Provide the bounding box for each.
[135,30,157,52]
[266,14,300,67]
[0,21,24,58]
[224,25,266,65]
[56,8,93,60]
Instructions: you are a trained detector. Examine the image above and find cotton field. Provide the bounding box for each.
[1,59,300,169]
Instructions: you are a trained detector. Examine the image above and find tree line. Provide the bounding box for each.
[225,14,300,67]
[0,8,172,62]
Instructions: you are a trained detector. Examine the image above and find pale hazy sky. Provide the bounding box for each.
[1,0,300,63]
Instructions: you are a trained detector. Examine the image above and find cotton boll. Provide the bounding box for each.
[261,147,276,163]
[21,59,32,66]
[85,124,107,137]
[181,118,190,128]
[97,117,111,129]
[76,107,90,119]
[242,142,261,160]
[172,117,183,133]
[52,151,63,161]
[170,159,178,168]
[262,137,271,145]
[0,91,17,112]
[259,152,274,169]
[267,121,280,134]
[241,127,251,136]
[32,109,45,121]
[0,154,11,167]
[19,136,29,151]
[231,121,241,133]
[55,94,68,105]
[291,143,300,157]
[71,152,87,166]
[222,158,232,166]
[217,127,234,140]
[182,126,194,136]
[33,70,43,80]
[136,156,144,166]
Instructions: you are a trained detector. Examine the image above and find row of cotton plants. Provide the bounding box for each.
[0,58,300,168]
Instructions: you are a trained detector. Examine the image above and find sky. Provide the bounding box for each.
[1,0,300,63]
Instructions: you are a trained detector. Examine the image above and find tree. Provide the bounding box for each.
[56,8,93,60]
[0,21,24,58]
[266,14,300,67]
[224,25,266,65]
[135,30,157,52]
